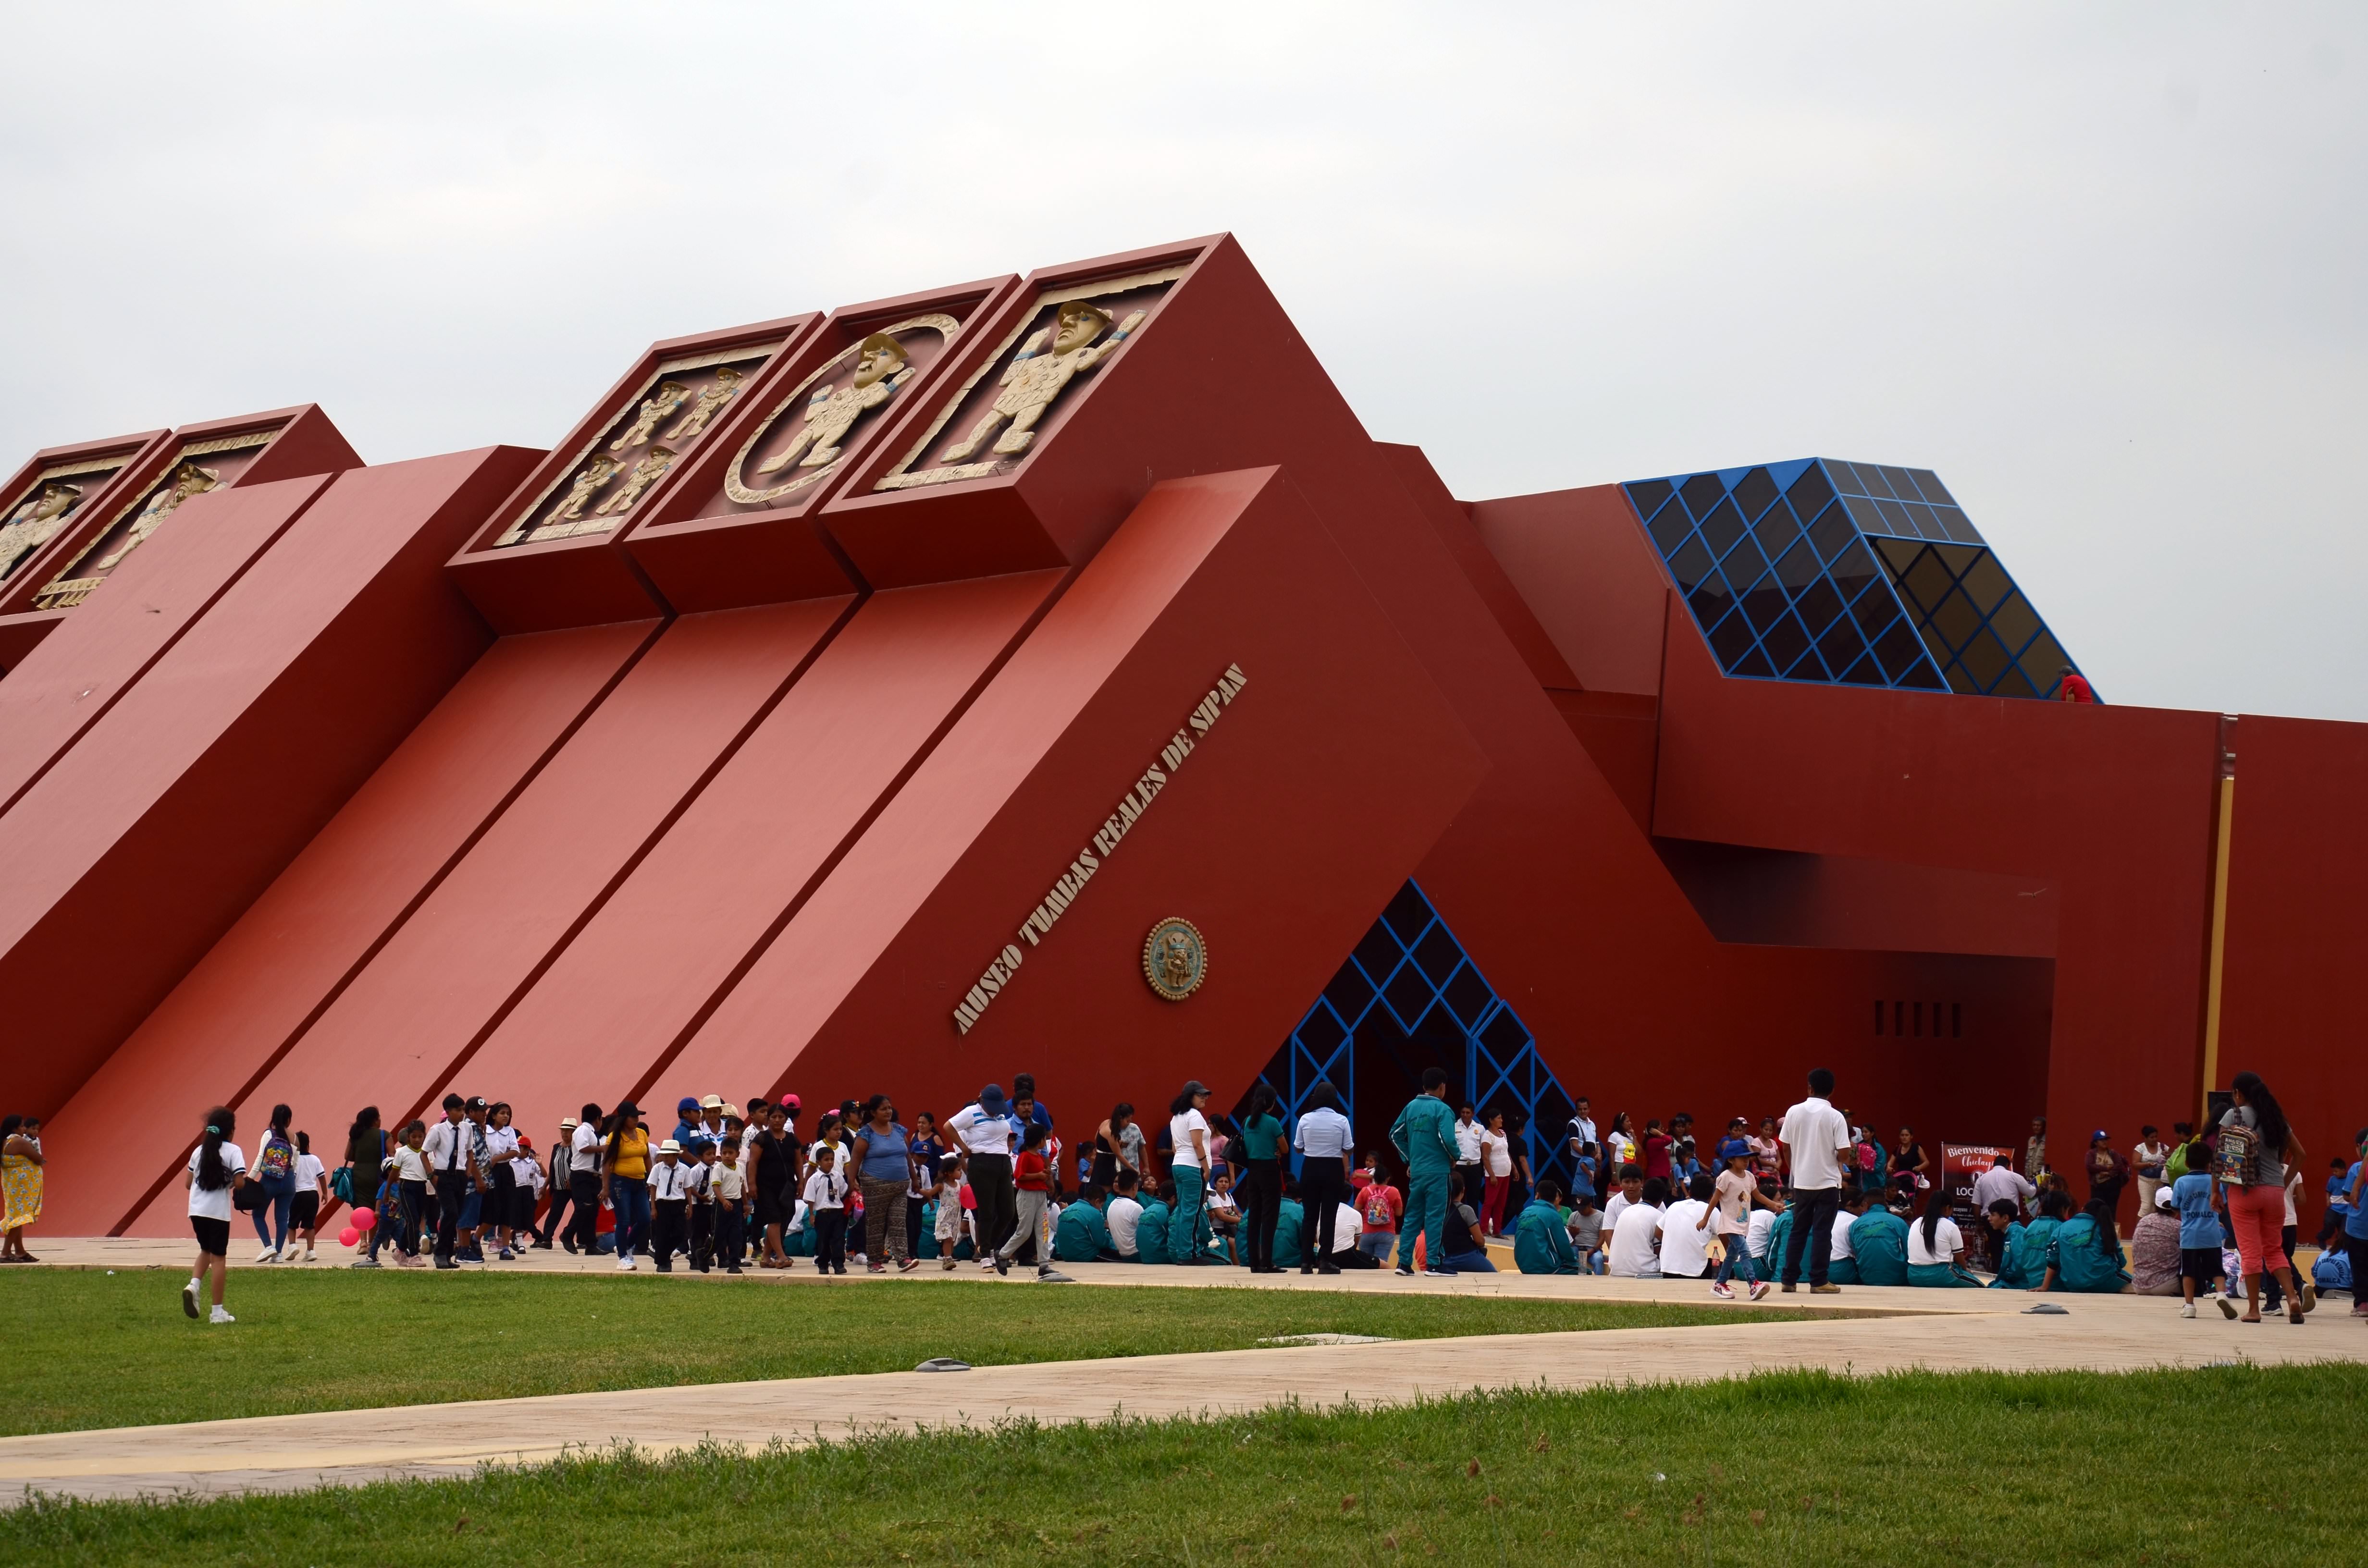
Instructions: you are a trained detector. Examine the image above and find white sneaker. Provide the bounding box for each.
[255,1246,279,1263]
[300,1248,317,1262]
[1711,1282,1734,1298]
[2180,1302,2197,1318]
[209,1306,235,1324]
[617,1257,636,1271]
[182,1277,200,1319]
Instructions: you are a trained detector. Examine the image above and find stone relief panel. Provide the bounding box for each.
[32,432,274,610]
[0,451,128,584]
[872,268,1182,493]
[496,343,779,548]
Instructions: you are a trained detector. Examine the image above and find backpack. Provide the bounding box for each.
[2214,1119,2259,1186]
[1360,1183,1399,1228]
[258,1132,294,1181]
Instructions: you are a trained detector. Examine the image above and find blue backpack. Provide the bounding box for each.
[2311,1249,2353,1297]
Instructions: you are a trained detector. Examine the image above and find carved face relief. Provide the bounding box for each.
[852,342,907,390]
[1051,306,1110,356]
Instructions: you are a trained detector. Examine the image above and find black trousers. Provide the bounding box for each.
[691,1201,714,1270]
[968,1154,1016,1256]
[1301,1158,1347,1268]
[434,1172,473,1261]
[651,1199,689,1268]
[716,1206,746,1268]
[1782,1186,1840,1286]
[567,1170,602,1251]
[538,1169,576,1245]
[1243,1159,1282,1269]
[814,1208,848,1272]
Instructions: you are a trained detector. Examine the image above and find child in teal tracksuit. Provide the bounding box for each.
[1515,1180,1581,1274]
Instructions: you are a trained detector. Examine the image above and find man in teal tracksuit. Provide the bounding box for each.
[1391,1067,1463,1275]
[1514,1180,1581,1274]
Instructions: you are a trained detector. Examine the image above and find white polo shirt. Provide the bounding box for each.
[1908,1216,1964,1267]
[572,1122,604,1176]
[947,1103,1016,1157]
[1829,1210,1858,1259]
[186,1143,247,1221]
[1106,1195,1144,1256]
[1777,1096,1851,1191]
[1606,1202,1664,1276]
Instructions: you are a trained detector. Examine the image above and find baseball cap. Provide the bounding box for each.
[2154,1186,2177,1210]
[678,1097,702,1115]
[782,1094,802,1112]
[465,1096,489,1111]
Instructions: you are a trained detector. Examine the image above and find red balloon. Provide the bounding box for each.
[338,1226,361,1248]
[353,1209,377,1230]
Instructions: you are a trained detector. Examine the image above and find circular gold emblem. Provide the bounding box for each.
[1142,918,1208,1002]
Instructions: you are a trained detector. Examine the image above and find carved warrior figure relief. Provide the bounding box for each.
[595,446,675,515]
[940,301,1145,462]
[661,366,744,443]
[546,455,621,526]
[756,334,912,476]
[0,482,81,580]
[611,382,691,452]
[97,463,220,571]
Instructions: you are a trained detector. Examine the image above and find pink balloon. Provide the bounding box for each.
[353,1209,377,1230]
[338,1227,361,1248]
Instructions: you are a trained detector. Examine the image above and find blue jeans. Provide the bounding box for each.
[1173,1167,1209,1261]
[249,1174,295,1250]
[1357,1232,1396,1263]
[1443,1249,1497,1273]
[1714,1240,1760,1286]
[1396,1174,1449,1270]
[608,1176,651,1260]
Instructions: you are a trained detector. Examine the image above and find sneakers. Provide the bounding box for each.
[1711,1282,1735,1299]
[255,1246,279,1264]
[496,1248,517,1262]
[182,1277,200,1319]
[898,1257,920,1272]
[617,1257,637,1272]
[351,1258,382,1270]
[1422,1266,1456,1277]
[1749,1280,1770,1301]
[455,1248,485,1264]
[2180,1302,2198,1318]
[941,1258,957,1271]
[434,1258,460,1270]
[2217,1298,2239,1320]
[993,1254,1011,1276]
[1811,1283,1842,1295]
[1036,1268,1075,1283]
[300,1247,317,1262]
[2300,1284,2318,1314]
[867,1262,886,1274]
[1316,1263,1341,1275]
[726,1264,743,1275]
[398,1253,427,1268]
[208,1306,235,1325]
[979,1258,998,1271]
[1394,1266,1414,1276]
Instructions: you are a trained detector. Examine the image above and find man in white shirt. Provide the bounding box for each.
[566,1108,606,1255]
[1607,1176,1670,1277]
[946,1085,1019,1264]
[1566,1097,1598,1172]
[1659,1176,1714,1278]
[1971,1152,2035,1224]
[1106,1171,1146,1259]
[1776,1068,1853,1293]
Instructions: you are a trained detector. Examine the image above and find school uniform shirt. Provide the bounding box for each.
[393,1145,430,1183]
[802,1169,848,1210]
[1168,1109,1212,1168]
[1606,1202,1665,1276]
[1744,1206,1777,1260]
[1294,1107,1353,1163]
[648,1160,694,1202]
[422,1118,483,1177]
[685,1164,715,1201]
[946,1103,1017,1157]
[1828,1211,1857,1259]
[510,1151,540,1187]
[294,1152,326,1194]
[1601,1191,1634,1236]
[186,1143,248,1220]
[484,1126,521,1169]
[1105,1194,1144,1256]
[1777,1095,1850,1190]
[1908,1216,1965,1267]
[572,1122,604,1176]
[1660,1198,1713,1276]
[711,1163,747,1202]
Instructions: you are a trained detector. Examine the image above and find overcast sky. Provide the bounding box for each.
[3,4,2360,719]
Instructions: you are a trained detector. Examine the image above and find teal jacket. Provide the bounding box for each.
[1988,1222,2035,1288]
[1849,1209,1909,1286]
[1054,1200,1111,1262]
[1514,1199,1579,1273]
[1392,1095,1462,1178]
[1135,1200,1173,1264]
[2046,1213,2130,1293]
[2002,1216,2060,1289]
[1272,1199,1307,1268]
[1762,1209,1794,1273]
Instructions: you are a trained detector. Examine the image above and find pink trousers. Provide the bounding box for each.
[2225,1181,2289,1275]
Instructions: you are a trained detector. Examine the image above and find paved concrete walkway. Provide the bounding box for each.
[7,1237,2360,1506]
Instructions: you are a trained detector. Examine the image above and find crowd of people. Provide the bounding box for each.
[13,1055,2361,1334]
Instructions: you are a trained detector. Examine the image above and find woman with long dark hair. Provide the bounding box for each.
[183,1106,247,1323]
[2216,1070,2314,1323]
[602,1100,651,1271]
[1092,1103,1143,1190]
[344,1106,387,1268]
[249,1103,298,1263]
[1168,1082,1217,1265]
[1235,1083,1285,1273]
[1906,1183,1980,1286]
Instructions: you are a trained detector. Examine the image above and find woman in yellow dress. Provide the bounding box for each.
[2,1115,44,1262]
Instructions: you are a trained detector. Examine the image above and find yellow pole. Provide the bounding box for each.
[2198,776,2235,1119]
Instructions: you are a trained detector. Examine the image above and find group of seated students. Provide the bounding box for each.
[904,1166,1390,1270]
[1505,1161,2131,1293]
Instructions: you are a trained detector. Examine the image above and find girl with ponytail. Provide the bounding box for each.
[182,1107,247,1324]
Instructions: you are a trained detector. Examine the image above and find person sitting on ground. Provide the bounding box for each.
[1601,1164,1645,1239]
[1846,1189,1911,1287]
[1906,1186,1982,1286]
[2039,1195,2132,1294]
[1607,1176,1669,1278]
[1268,1178,1307,1271]
[1758,1197,1794,1287]
[1135,1181,1176,1265]
[2130,1185,2185,1296]
[1099,1167,1144,1262]
[1354,1156,1402,1267]
[1515,1178,1582,1274]
[1438,1171,1497,1273]
[1326,1195,1377,1269]
[1743,1177,1784,1278]
[1659,1173,1715,1280]
[1569,1193,1606,1274]
[1984,1200,2038,1289]
[1823,1187,1870,1285]
[1053,1183,1120,1263]
[1204,1170,1244,1264]
[1999,1189,2070,1288]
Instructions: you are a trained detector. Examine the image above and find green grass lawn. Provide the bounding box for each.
[0,1269,1798,1438]
[12,1364,2360,1564]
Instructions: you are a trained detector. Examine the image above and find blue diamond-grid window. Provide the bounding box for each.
[1623,458,2091,699]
